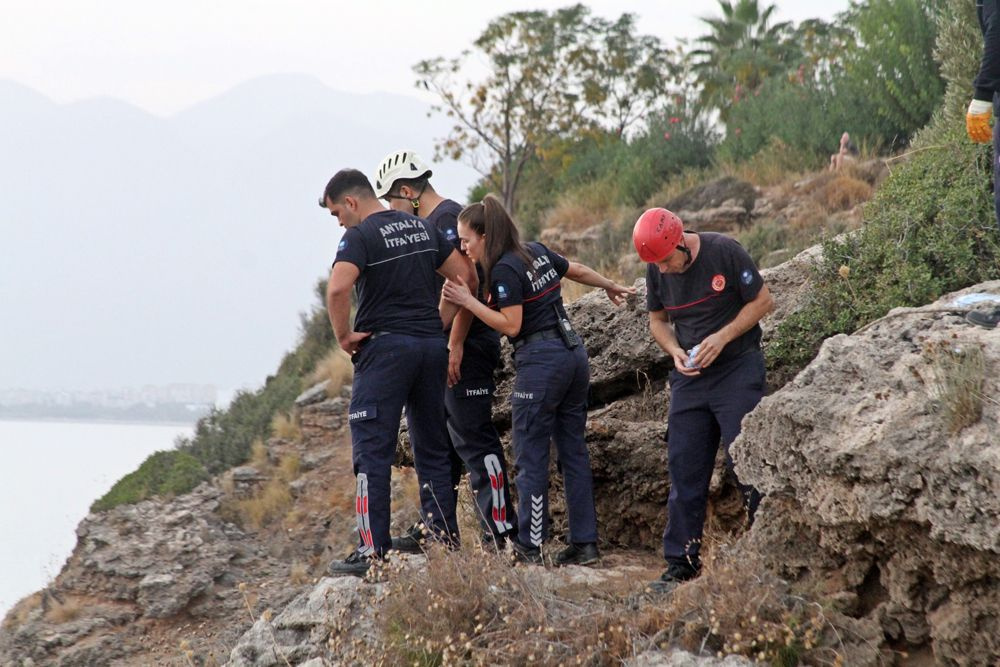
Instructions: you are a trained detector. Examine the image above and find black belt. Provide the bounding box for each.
[512,327,561,351]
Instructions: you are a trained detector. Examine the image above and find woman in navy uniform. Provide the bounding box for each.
[442,195,634,565]
[373,150,517,548]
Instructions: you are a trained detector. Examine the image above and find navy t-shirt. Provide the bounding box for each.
[426,199,499,346]
[488,242,570,341]
[646,232,764,365]
[333,209,455,337]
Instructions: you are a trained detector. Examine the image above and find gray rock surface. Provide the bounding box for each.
[226,576,384,667]
[734,281,1000,666]
[628,650,754,666]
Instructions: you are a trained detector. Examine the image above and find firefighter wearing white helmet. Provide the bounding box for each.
[372,150,519,553]
[373,150,433,204]
[634,208,774,592]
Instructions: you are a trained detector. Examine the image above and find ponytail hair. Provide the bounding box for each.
[458,194,536,294]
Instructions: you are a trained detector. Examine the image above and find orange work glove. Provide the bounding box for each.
[967,99,993,144]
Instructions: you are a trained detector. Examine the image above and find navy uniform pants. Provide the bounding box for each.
[348,333,457,556]
[511,339,597,547]
[994,91,1000,233]
[445,335,516,541]
[663,349,765,564]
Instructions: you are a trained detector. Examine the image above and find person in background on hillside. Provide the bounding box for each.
[372,150,517,550]
[828,131,858,171]
[632,208,773,591]
[965,0,1000,328]
[441,195,635,566]
[319,168,476,576]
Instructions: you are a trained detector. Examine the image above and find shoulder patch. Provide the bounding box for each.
[741,269,754,285]
[711,274,726,292]
[338,239,347,251]
[497,283,509,301]
[445,227,457,240]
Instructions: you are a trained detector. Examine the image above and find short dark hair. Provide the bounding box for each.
[386,175,432,197]
[318,169,376,208]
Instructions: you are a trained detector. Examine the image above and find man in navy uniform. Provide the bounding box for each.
[320,168,475,576]
[965,0,1000,328]
[373,150,517,550]
[633,208,773,591]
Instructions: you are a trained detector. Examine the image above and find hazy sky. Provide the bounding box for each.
[1,0,853,395]
[1,0,850,115]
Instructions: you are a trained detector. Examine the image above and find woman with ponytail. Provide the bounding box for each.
[442,195,634,565]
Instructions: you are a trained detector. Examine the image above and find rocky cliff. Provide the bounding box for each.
[734,281,1000,666]
[4,172,998,665]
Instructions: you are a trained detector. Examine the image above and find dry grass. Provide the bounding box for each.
[644,166,716,209]
[278,453,301,482]
[718,138,814,187]
[308,349,353,396]
[271,412,302,441]
[927,341,987,433]
[815,175,872,213]
[542,179,623,233]
[231,479,292,531]
[364,537,856,666]
[561,280,595,304]
[45,596,83,624]
[289,561,310,586]
[2,592,42,630]
[250,438,269,469]
[220,452,302,530]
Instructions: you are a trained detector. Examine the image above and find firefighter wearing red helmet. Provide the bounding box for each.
[633,208,774,592]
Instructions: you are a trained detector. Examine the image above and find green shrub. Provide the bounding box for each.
[91,450,208,512]
[768,127,1000,382]
[767,0,999,385]
[94,280,338,510]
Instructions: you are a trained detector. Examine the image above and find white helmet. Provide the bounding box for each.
[373,150,433,198]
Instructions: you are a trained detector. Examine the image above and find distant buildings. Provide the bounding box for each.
[0,384,217,423]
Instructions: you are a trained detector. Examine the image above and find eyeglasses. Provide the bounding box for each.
[381,192,410,203]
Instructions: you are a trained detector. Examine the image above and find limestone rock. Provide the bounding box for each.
[226,577,384,667]
[733,281,1000,665]
[628,651,754,666]
[295,381,330,407]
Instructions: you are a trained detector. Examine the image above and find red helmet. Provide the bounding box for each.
[633,208,684,262]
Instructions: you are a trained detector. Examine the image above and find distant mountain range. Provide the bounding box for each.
[0,75,477,393]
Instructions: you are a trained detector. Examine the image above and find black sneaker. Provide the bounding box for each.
[966,308,1000,329]
[480,531,510,553]
[647,559,700,593]
[326,549,379,577]
[390,523,427,554]
[554,542,600,566]
[510,540,543,565]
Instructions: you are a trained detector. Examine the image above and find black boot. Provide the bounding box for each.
[326,548,381,577]
[554,542,600,566]
[966,307,1000,329]
[647,558,701,593]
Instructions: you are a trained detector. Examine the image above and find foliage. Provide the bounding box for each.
[177,281,336,475]
[717,0,945,165]
[768,127,1000,380]
[91,450,208,512]
[578,14,679,136]
[415,5,679,210]
[514,102,717,232]
[840,0,945,144]
[692,0,800,120]
[717,76,850,165]
[361,539,860,665]
[95,281,337,511]
[763,0,995,386]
